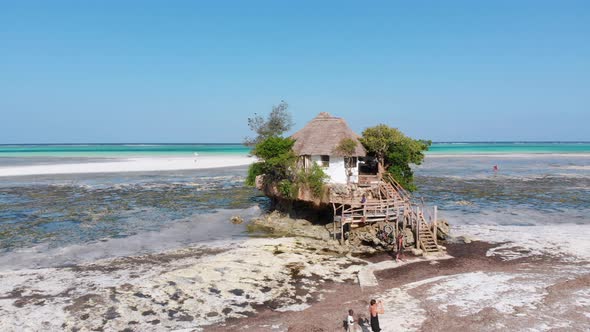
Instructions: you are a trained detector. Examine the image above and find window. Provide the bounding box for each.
[320,155,330,167]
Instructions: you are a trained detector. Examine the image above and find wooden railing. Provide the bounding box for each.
[382,172,412,203]
[332,173,441,255]
[358,174,380,186]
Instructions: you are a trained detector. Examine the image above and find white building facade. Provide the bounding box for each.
[291,112,367,186]
[310,155,359,184]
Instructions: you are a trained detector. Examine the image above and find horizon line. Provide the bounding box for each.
[1,141,590,146]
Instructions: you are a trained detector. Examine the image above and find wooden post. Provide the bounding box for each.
[415,207,420,249]
[402,208,407,232]
[341,219,344,245]
[332,204,337,240]
[433,206,438,246]
[395,206,400,238]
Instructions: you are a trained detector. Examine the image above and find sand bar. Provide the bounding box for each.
[0,155,255,177]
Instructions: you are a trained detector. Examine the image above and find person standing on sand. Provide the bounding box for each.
[369,299,383,332]
[396,231,405,261]
[346,309,356,332]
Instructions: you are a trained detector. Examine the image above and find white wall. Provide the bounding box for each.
[310,155,359,184]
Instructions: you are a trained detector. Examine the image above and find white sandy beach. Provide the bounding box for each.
[0,155,255,177]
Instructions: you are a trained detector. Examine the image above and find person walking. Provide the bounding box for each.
[369,299,383,332]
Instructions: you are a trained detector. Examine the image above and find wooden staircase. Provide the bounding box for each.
[378,181,403,202]
[382,173,441,255]
[333,173,442,256]
[416,211,440,254]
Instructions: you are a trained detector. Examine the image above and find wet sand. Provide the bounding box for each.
[1,225,589,331]
[206,241,590,332]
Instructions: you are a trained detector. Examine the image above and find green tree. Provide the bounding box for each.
[244,101,294,146]
[360,124,430,191]
[244,104,328,199]
[336,138,358,184]
[245,136,296,186]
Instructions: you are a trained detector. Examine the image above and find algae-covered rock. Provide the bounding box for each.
[230,216,244,224]
[452,235,472,244]
[434,219,450,240]
[403,228,415,247]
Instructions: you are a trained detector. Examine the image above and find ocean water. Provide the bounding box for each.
[414,154,590,227]
[0,142,588,269]
[1,142,589,159]
[0,143,251,158]
[428,142,590,155]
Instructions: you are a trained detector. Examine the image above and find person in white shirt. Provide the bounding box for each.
[346,309,356,332]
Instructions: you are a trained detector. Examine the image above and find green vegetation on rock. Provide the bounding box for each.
[360,124,430,191]
[244,102,328,199]
[296,163,329,198]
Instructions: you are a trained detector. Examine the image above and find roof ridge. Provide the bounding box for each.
[291,113,366,157]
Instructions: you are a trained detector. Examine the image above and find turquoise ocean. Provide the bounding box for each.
[1,142,590,158]
[0,143,251,158]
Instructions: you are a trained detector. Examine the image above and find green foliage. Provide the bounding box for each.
[250,136,296,181]
[246,135,327,199]
[336,138,357,156]
[361,124,430,191]
[278,179,298,199]
[244,101,294,146]
[360,125,404,164]
[336,138,358,182]
[297,163,329,198]
[251,136,295,161]
[245,162,265,186]
[243,103,327,200]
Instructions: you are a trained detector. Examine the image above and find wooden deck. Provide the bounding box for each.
[332,173,441,255]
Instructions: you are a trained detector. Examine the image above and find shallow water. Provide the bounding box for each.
[0,166,266,258]
[0,152,589,269]
[414,155,590,226]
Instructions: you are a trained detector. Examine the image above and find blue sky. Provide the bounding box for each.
[1,0,588,143]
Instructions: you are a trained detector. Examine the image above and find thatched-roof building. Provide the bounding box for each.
[291,112,367,184]
[257,112,442,255]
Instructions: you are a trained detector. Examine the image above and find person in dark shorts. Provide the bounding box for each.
[369,299,383,331]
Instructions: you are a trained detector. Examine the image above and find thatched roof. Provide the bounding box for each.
[291,112,366,157]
